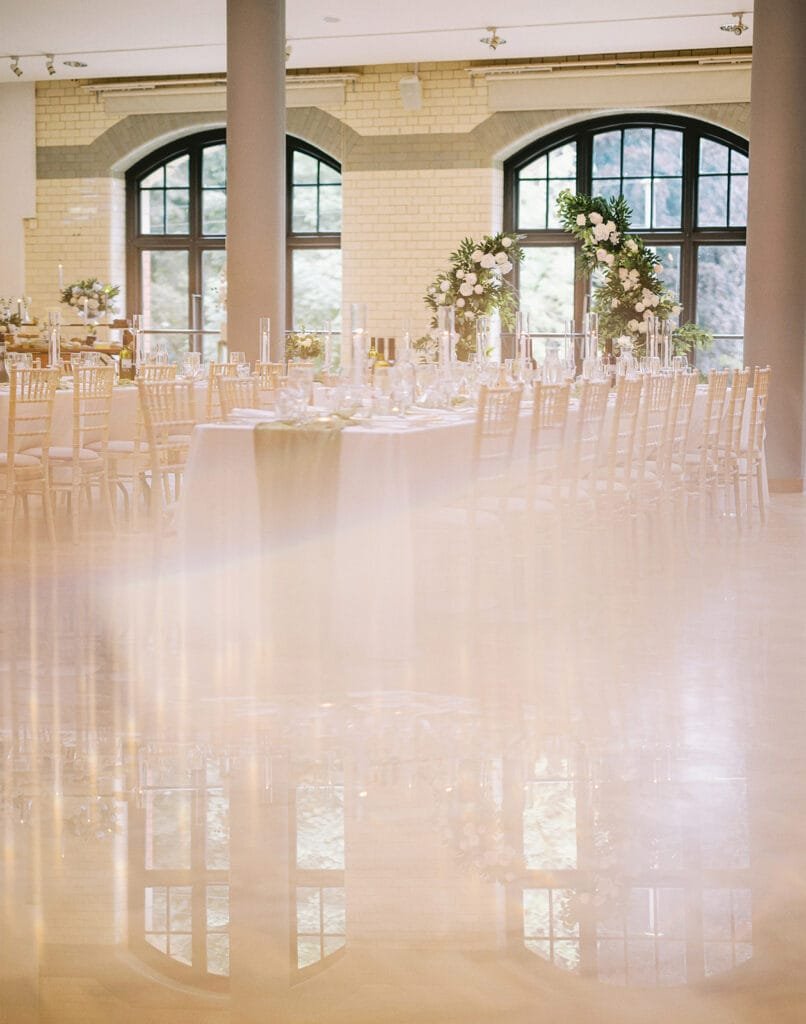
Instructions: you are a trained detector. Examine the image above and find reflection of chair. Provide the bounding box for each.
[138,380,197,532]
[205,362,238,422]
[560,380,609,518]
[217,375,258,418]
[738,366,771,522]
[660,371,698,502]
[528,382,570,489]
[1,366,59,544]
[630,374,674,513]
[44,365,116,543]
[595,376,643,517]
[472,384,523,506]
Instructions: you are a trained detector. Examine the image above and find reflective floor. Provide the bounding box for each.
[2,497,806,1022]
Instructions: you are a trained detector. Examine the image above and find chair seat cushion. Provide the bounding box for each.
[25,446,102,462]
[0,451,41,469]
[87,439,136,454]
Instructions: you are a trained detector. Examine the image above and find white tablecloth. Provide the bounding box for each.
[0,382,140,449]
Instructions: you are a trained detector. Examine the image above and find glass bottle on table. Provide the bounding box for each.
[119,330,135,381]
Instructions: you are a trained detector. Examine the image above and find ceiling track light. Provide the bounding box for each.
[480,27,506,51]
[45,53,56,76]
[10,56,22,78]
[720,11,749,35]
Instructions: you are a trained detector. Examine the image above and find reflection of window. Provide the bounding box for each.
[504,115,748,366]
[126,132,342,356]
[292,774,347,975]
[516,747,752,987]
[132,751,230,988]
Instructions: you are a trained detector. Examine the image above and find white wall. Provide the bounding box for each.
[0,83,36,297]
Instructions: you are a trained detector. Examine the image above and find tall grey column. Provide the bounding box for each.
[227,0,286,362]
[744,0,806,491]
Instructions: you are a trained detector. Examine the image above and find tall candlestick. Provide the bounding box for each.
[58,263,64,292]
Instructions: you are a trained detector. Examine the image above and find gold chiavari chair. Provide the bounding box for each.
[255,361,285,409]
[217,375,259,419]
[594,376,643,518]
[684,368,729,513]
[41,365,116,543]
[630,373,674,513]
[1,366,59,544]
[717,367,750,520]
[100,363,178,523]
[558,380,610,519]
[205,362,239,422]
[737,366,772,523]
[657,370,698,503]
[528,382,571,490]
[137,379,197,532]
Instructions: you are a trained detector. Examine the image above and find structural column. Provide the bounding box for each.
[227,0,286,362]
[743,0,806,490]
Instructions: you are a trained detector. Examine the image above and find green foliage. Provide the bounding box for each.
[672,321,713,355]
[424,232,524,360]
[285,328,324,361]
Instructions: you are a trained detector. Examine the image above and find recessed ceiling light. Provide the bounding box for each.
[323,15,340,23]
[63,59,87,68]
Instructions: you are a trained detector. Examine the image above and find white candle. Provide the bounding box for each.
[58,263,64,291]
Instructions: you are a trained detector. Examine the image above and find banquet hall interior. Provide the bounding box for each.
[1,1,806,1021]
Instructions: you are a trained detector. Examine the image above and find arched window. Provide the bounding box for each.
[504,114,748,368]
[126,131,342,360]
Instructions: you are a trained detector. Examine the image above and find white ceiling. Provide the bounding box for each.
[0,1,753,82]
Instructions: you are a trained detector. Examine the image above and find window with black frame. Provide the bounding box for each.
[503,115,748,368]
[126,132,342,361]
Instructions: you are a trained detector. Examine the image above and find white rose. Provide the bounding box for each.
[428,287,436,295]
[626,239,638,253]
[502,236,513,248]
[456,269,465,279]
[88,298,99,311]
[618,268,628,280]
[480,253,496,269]
[495,251,508,264]
[440,280,451,293]
[603,254,614,266]
[471,249,484,263]
[459,282,473,297]
[672,304,682,316]
[589,211,603,225]
[456,297,465,308]
[92,282,101,292]
[638,322,648,334]
[500,260,513,274]
[596,248,609,262]
[465,272,477,285]
[635,302,645,312]
[609,231,620,244]
[605,220,616,234]
[611,299,619,309]
[628,319,640,332]
[474,284,483,295]
[643,309,653,320]
[576,214,586,226]
[465,311,475,320]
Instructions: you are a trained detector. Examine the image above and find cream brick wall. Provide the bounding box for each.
[322,62,490,136]
[25,178,126,320]
[341,167,502,336]
[36,81,121,148]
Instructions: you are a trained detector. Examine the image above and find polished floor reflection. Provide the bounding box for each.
[2,498,806,1022]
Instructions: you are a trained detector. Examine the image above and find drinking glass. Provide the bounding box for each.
[230,351,246,365]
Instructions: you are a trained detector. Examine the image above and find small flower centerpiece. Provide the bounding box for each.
[61,278,120,331]
[285,327,324,363]
[556,191,710,356]
[424,232,524,361]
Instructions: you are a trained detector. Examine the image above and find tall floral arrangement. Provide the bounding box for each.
[61,278,120,317]
[556,191,692,352]
[424,232,524,360]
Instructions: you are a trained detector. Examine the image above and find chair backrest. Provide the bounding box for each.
[529,382,570,482]
[747,365,771,455]
[720,367,751,455]
[473,384,523,483]
[7,366,59,458]
[563,380,609,491]
[72,365,115,451]
[205,362,238,421]
[138,380,197,457]
[255,362,284,389]
[634,373,674,481]
[600,376,643,496]
[700,369,730,457]
[666,371,698,471]
[138,363,177,382]
[217,375,259,418]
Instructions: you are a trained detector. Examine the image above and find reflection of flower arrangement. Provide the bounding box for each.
[285,328,324,361]
[411,333,439,362]
[433,779,519,884]
[61,278,120,317]
[424,232,524,361]
[0,299,36,331]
